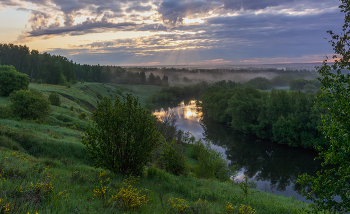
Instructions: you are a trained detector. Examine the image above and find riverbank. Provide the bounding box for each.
[0,83,312,213]
[0,128,310,213]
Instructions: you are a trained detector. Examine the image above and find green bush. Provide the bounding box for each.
[159,139,188,176]
[194,141,236,181]
[82,94,161,175]
[70,105,74,111]
[0,65,30,96]
[48,93,61,106]
[190,139,205,160]
[78,112,87,120]
[0,106,11,119]
[8,89,50,120]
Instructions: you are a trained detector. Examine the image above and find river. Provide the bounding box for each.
[154,101,323,202]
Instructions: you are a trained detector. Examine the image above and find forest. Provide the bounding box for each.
[0,44,169,86]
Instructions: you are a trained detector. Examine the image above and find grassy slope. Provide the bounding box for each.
[0,83,312,213]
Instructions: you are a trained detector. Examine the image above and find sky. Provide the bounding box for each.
[0,0,344,66]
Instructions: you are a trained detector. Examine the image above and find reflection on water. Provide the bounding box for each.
[154,101,202,122]
[154,101,322,202]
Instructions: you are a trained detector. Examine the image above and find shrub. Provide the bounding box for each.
[82,94,161,175]
[8,89,50,120]
[78,112,87,120]
[158,139,188,176]
[194,141,236,181]
[0,106,11,119]
[109,176,148,210]
[190,139,205,160]
[0,65,30,96]
[69,105,74,111]
[48,93,61,106]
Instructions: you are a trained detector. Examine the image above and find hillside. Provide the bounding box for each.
[0,83,311,213]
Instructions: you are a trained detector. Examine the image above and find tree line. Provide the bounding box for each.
[199,80,327,149]
[0,43,169,86]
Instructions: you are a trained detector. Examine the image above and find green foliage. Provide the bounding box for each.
[194,141,235,182]
[146,81,209,108]
[289,79,321,91]
[0,106,11,119]
[82,94,161,175]
[190,139,205,160]
[78,112,87,120]
[245,77,272,90]
[298,1,350,212]
[8,89,50,120]
[48,93,61,106]
[201,83,325,148]
[69,105,74,111]
[158,139,188,176]
[0,65,29,97]
[238,176,257,198]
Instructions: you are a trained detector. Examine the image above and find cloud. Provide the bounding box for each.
[21,16,139,38]
[158,0,210,26]
[221,0,339,11]
[126,4,153,13]
[222,0,294,10]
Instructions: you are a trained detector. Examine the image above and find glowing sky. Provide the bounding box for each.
[0,0,343,65]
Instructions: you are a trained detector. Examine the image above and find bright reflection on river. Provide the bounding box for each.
[154,101,202,122]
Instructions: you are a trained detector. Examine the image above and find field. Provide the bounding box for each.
[0,82,313,213]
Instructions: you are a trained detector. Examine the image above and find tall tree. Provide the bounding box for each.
[298,0,350,212]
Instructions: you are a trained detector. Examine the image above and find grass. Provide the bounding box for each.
[29,82,162,109]
[0,140,310,214]
[0,82,313,213]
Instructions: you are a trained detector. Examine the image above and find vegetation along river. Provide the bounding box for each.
[154,101,323,203]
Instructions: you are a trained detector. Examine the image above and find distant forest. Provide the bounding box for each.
[0,43,318,87]
[0,43,169,86]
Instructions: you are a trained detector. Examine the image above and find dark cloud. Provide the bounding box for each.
[26,17,139,37]
[158,0,210,26]
[126,4,153,13]
[222,0,294,10]
[221,0,339,11]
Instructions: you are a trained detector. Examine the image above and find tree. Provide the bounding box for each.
[0,65,29,96]
[298,1,350,212]
[9,89,50,120]
[81,94,161,175]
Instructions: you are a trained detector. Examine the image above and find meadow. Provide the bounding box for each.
[0,82,313,213]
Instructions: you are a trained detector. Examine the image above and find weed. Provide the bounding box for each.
[169,197,188,213]
[238,176,257,198]
[109,175,148,211]
[226,203,257,214]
